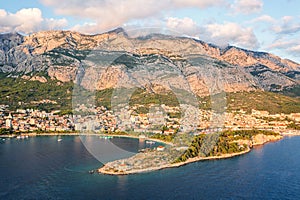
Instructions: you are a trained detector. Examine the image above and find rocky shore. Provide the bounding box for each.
[98,134,283,175]
[98,148,252,175]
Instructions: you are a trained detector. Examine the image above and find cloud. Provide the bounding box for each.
[71,22,98,34]
[40,0,226,32]
[267,40,292,49]
[289,44,300,52]
[267,39,300,57]
[172,0,226,8]
[272,16,300,35]
[282,16,293,23]
[203,22,259,49]
[265,16,300,61]
[166,17,199,36]
[249,15,275,24]
[0,8,67,33]
[278,25,300,35]
[231,0,263,15]
[164,18,259,50]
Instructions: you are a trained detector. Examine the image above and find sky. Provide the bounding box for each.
[0,0,299,63]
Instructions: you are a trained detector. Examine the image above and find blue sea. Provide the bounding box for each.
[1,135,300,200]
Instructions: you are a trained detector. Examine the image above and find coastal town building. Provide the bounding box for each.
[0,104,299,135]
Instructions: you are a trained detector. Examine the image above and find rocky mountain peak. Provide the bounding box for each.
[0,28,299,95]
[217,45,299,72]
[106,27,128,36]
[0,32,24,52]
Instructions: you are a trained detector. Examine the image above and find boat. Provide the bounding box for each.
[57,138,62,142]
[17,135,27,139]
[100,135,113,139]
[146,140,155,145]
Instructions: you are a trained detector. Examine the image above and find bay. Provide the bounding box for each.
[0,136,300,200]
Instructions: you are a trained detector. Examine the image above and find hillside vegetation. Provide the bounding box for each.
[174,130,280,163]
[1,75,299,114]
[226,91,300,114]
[0,74,72,112]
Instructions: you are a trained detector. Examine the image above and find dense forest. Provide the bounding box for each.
[174,130,280,163]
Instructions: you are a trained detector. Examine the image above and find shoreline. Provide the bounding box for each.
[97,148,251,176]
[98,135,283,175]
[0,132,173,146]
[98,148,252,175]
[0,131,287,175]
[0,132,80,137]
[280,130,300,137]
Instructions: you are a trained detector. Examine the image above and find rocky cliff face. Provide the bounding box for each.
[0,28,299,96]
[218,46,299,72]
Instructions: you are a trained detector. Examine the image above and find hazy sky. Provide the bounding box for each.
[0,0,299,62]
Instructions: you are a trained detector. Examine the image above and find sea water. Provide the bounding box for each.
[1,135,300,199]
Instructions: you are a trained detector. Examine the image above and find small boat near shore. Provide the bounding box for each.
[99,135,113,139]
[16,135,29,139]
[57,138,62,142]
[145,140,155,145]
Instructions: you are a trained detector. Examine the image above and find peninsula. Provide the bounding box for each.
[98,130,283,175]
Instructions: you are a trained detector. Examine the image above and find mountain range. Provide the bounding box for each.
[0,28,299,112]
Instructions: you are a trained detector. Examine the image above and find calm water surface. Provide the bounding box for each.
[1,135,300,200]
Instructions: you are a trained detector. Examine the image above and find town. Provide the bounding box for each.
[0,103,299,136]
